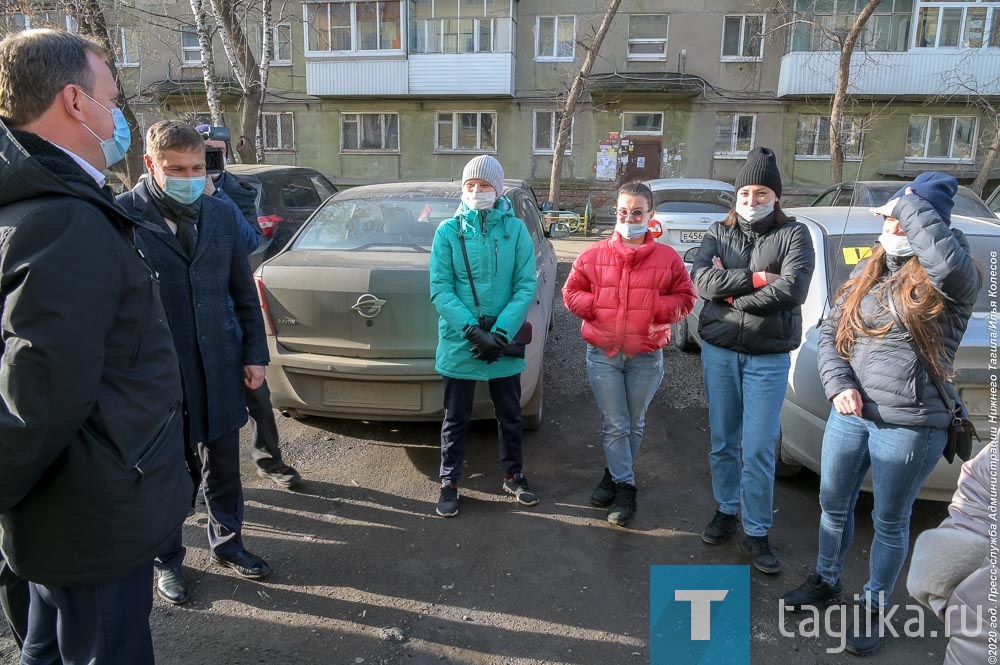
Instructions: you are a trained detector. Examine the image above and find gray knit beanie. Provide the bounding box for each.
[735,147,782,197]
[462,155,505,194]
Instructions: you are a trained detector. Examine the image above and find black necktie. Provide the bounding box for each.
[176,220,198,259]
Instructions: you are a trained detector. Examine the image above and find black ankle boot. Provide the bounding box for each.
[846,605,883,656]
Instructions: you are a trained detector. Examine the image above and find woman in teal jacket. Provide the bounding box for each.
[429,155,539,518]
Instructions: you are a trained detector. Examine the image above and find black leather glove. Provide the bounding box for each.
[465,325,505,363]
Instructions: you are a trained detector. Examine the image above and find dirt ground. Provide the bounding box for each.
[0,241,953,664]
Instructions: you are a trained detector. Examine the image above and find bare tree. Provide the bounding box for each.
[547,0,621,207]
[255,0,274,163]
[933,61,1000,195]
[190,0,224,127]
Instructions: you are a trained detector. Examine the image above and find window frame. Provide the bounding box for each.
[532,111,573,155]
[713,112,757,159]
[270,21,293,65]
[340,112,400,153]
[304,1,403,56]
[621,112,664,136]
[913,1,1000,49]
[794,114,866,161]
[790,0,913,53]
[112,26,139,67]
[721,14,764,62]
[534,15,575,62]
[627,14,669,61]
[434,111,498,153]
[905,114,978,162]
[181,27,202,66]
[262,111,295,152]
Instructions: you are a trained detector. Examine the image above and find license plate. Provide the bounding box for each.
[322,380,422,411]
[680,231,706,243]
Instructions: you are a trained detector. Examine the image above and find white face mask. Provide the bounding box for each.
[878,232,914,257]
[735,201,775,223]
[615,220,648,240]
[462,190,496,211]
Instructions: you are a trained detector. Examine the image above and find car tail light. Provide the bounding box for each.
[255,276,277,337]
[648,220,663,238]
[257,214,283,238]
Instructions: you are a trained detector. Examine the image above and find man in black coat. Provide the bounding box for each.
[0,30,192,663]
[117,120,271,605]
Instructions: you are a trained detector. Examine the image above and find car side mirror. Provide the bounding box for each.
[540,201,554,212]
[548,222,571,239]
[683,247,699,263]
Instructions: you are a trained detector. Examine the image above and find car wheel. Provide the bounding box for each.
[522,369,544,431]
[774,435,802,478]
[671,319,698,352]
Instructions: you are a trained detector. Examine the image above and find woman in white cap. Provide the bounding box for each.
[429,155,539,518]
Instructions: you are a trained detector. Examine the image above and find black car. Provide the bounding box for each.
[810,180,996,221]
[225,164,338,264]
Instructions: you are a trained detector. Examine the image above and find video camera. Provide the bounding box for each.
[197,125,231,177]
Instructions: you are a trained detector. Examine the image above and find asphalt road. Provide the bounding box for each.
[0,238,952,664]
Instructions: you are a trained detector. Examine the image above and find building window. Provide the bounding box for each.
[408,0,511,54]
[263,112,295,151]
[905,115,976,161]
[341,113,399,152]
[112,27,139,67]
[722,15,764,60]
[2,11,77,32]
[627,14,668,60]
[914,1,1000,49]
[535,16,575,61]
[271,22,293,63]
[795,114,865,160]
[181,27,202,65]
[533,111,572,155]
[622,112,663,135]
[435,111,496,152]
[306,1,401,53]
[790,0,911,52]
[714,113,756,158]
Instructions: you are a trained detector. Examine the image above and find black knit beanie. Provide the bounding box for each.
[735,147,782,197]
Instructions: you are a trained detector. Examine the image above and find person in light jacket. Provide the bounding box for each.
[429,155,539,518]
[563,181,696,527]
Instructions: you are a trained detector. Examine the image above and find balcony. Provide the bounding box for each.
[778,49,1000,97]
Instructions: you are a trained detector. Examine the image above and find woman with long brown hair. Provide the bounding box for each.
[782,172,981,656]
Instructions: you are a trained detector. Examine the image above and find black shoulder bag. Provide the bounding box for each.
[886,296,979,463]
[457,231,532,358]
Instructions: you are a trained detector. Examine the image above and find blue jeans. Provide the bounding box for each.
[586,345,664,485]
[701,342,790,537]
[815,408,946,612]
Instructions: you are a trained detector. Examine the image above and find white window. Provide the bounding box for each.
[914,1,1000,49]
[408,0,511,54]
[5,11,78,32]
[622,112,663,135]
[271,22,293,64]
[263,112,295,151]
[181,27,202,65]
[714,113,756,158]
[305,1,401,53]
[112,27,139,67]
[341,113,399,152]
[435,111,496,152]
[795,115,865,160]
[533,111,572,155]
[627,14,668,60]
[535,16,575,61]
[791,0,912,52]
[906,115,977,161]
[722,15,764,61]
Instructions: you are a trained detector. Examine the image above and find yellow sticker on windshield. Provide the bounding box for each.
[842,247,873,265]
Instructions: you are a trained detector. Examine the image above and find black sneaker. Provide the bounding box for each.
[607,482,637,527]
[846,606,883,656]
[436,480,459,517]
[503,473,539,506]
[782,571,844,612]
[701,510,738,545]
[590,468,616,506]
[256,463,302,489]
[741,534,782,574]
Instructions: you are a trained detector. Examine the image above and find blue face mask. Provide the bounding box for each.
[162,175,206,205]
[79,90,131,168]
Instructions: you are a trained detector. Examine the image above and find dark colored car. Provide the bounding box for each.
[225,164,338,264]
[810,180,996,222]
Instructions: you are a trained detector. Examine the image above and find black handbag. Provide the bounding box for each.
[457,231,532,358]
[887,297,979,463]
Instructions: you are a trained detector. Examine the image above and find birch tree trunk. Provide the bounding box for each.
[256,0,274,163]
[548,0,621,208]
[191,0,224,127]
[209,0,263,163]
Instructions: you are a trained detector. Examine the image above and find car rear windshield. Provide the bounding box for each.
[825,232,998,313]
[292,197,458,251]
[651,189,734,214]
[864,184,992,218]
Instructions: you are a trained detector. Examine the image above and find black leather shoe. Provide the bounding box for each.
[156,567,190,605]
[211,549,272,579]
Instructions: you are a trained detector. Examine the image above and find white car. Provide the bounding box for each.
[643,178,735,256]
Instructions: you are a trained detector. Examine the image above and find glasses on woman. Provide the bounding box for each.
[616,208,648,219]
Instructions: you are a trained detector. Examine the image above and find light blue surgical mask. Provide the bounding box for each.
[79,90,131,168]
[615,220,648,240]
[162,175,206,205]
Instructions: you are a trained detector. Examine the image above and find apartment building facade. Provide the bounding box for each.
[3,0,998,200]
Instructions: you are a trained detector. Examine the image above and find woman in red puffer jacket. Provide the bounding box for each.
[563,181,697,527]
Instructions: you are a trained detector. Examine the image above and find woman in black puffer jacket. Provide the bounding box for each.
[782,172,981,657]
